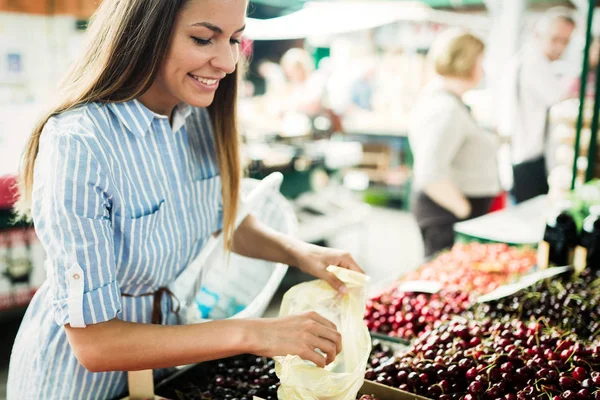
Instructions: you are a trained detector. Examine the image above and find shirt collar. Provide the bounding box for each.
[171,102,193,133]
[107,99,193,137]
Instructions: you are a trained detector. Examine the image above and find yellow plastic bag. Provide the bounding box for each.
[274,265,371,400]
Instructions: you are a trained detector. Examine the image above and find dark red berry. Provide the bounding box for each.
[573,367,588,382]
[577,389,591,400]
[501,361,514,373]
[563,390,577,400]
[469,381,484,395]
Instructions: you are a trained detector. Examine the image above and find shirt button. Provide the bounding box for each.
[73,273,80,280]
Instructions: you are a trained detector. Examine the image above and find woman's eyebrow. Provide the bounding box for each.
[190,22,246,34]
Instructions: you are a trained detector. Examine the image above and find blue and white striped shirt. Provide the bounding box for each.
[7,99,223,399]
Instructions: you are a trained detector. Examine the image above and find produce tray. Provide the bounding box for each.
[453,195,549,245]
[369,331,412,346]
[360,380,431,400]
[154,360,220,399]
[153,362,432,400]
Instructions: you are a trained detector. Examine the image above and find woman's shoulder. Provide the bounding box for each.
[41,102,117,161]
[412,88,462,121]
[45,102,106,139]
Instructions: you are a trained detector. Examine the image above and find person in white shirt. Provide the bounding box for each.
[508,7,575,203]
[409,30,501,257]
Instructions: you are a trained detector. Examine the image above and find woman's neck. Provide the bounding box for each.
[138,83,179,119]
[440,77,472,98]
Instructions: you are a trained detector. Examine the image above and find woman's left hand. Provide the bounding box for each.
[293,243,364,294]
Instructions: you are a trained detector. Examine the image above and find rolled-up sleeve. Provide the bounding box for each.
[411,99,466,188]
[32,125,121,327]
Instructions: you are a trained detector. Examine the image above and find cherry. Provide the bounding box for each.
[468,381,484,395]
[407,372,419,385]
[560,376,576,389]
[439,379,450,392]
[396,371,408,384]
[577,389,591,400]
[486,385,501,397]
[573,367,588,382]
[563,390,577,400]
[427,385,442,397]
[466,367,478,380]
[501,361,514,373]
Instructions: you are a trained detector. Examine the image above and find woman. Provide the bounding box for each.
[409,30,500,257]
[7,0,363,398]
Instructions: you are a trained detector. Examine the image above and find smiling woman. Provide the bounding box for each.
[6,0,365,399]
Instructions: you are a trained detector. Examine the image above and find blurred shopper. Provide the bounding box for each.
[506,7,576,203]
[568,36,600,98]
[409,30,501,257]
[279,48,327,117]
[258,60,287,95]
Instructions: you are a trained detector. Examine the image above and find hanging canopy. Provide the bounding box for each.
[245,1,489,40]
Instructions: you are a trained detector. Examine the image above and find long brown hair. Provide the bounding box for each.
[16,0,241,250]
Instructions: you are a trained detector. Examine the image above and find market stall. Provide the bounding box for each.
[135,239,600,400]
[5,0,600,399]
[453,195,550,245]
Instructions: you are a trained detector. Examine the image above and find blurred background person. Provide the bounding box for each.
[568,36,600,99]
[409,30,501,257]
[505,7,576,204]
[279,48,327,118]
[258,60,287,96]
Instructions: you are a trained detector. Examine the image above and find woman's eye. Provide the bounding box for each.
[230,38,241,45]
[192,37,211,46]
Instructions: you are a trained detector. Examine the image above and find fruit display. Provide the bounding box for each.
[365,290,473,340]
[157,353,382,400]
[399,243,536,294]
[470,268,600,342]
[365,317,600,399]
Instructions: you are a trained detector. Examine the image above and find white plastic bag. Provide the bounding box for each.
[170,174,296,324]
[274,266,371,400]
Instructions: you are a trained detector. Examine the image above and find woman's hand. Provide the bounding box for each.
[249,311,342,368]
[293,243,364,294]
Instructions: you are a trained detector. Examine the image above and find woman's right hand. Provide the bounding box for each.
[248,311,342,368]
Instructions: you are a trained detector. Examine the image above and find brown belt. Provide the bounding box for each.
[122,287,180,325]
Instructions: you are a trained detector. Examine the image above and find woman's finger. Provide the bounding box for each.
[310,336,338,365]
[327,273,348,294]
[312,324,343,355]
[300,346,327,368]
[306,311,337,331]
[341,253,364,274]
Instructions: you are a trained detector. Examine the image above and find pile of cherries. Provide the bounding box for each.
[365,317,600,399]
[400,243,536,294]
[365,290,473,340]
[164,355,279,400]
[471,269,600,342]
[164,353,380,400]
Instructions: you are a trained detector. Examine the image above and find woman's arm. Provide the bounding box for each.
[232,214,363,293]
[65,311,342,372]
[412,95,471,218]
[423,180,471,219]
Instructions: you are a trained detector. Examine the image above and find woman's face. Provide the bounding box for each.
[470,54,485,88]
[149,0,246,113]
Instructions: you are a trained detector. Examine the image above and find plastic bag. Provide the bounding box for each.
[274,265,371,400]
